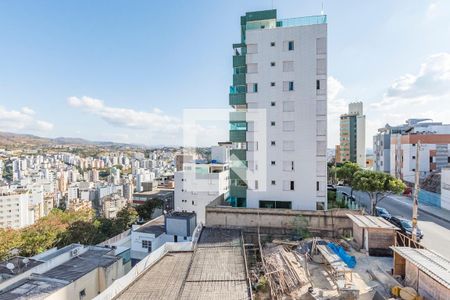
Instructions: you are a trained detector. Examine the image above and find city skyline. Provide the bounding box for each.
[1,0,449,147]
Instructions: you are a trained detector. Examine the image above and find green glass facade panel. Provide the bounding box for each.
[230,121,247,131]
[230,185,247,199]
[245,9,277,22]
[233,73,246,86]
[229,93,246,106]
[230,130,246,142]
[230,149,246,161]
[233,55,246,67]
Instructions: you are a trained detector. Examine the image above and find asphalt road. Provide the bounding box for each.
[337,186,450,259]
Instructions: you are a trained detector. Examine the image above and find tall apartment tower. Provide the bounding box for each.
[229,10,328,210]
[339,102,366,168]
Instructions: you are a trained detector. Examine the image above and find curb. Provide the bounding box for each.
[418,206,450,223]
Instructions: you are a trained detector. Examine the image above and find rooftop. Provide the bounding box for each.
[134,215,166,236]
[41,248,119,282]
[0,276,68,300]
[391,247,450,288]
[114,227,250,300]
[347,214,399,230]
[115,252,193,300]
[0,257,43,281]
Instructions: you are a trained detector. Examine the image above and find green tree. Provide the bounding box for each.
[58,220,103,246]
[136,199,163,221]
[336,162,362,197]
[116,205,139,230]
[352,170,406,215]
[0,228,21,260]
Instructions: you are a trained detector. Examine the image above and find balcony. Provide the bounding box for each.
[230,130,246,142]
[230,149,246,161]
[276,15,327,27]
[233,73,246,86]
[229,111,246,122]
[230,184,247,199]
[229,93,246,106]
[233,55,246,67]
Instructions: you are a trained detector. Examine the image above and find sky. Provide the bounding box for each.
[0,0,449,148]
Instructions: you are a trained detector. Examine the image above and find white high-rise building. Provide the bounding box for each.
[229,10,328,210]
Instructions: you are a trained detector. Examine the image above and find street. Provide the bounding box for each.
[338,186,450,259]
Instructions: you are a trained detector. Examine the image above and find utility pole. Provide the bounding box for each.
[412,140,421,242]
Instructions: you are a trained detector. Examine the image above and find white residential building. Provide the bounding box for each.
[229,9,327,210]
[174,162,229,223]
[0,186,44,229]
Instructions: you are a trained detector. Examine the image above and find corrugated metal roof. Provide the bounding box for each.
[347,214,398,230]
[391,247,450,289]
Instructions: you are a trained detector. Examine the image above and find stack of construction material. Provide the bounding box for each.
[263,245,307,297]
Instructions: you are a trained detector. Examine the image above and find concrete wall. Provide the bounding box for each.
[404,261,450,300]
[206,206,358,237]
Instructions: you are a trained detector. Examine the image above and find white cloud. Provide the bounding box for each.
[67,96,227,146]
[67,96,180,131]
[366,52,450,147]
[21,106,35,115]
[0,106,53,132]
[327,76,348,147]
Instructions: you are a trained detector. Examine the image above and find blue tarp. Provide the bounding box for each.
[327,242,356,268]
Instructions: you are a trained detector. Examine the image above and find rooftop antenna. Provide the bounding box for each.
[271,0,274,9]
[321,2,325,15]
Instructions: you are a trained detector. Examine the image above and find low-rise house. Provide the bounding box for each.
[0,245,125,300]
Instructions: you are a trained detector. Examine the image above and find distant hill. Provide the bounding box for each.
[0,131,145,149]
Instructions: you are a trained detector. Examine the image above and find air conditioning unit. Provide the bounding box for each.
[70,249,79,257]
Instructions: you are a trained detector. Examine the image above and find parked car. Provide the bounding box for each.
[389,216,424,241]
[375,207,392,220]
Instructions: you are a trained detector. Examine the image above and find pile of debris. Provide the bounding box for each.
[262,243,309,298]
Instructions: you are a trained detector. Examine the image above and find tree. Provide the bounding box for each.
[352,170,406,215]
[0,228,21,260]
[336,162,362,197]
[136,199,163,221]
[116,205,139,230]
[58,220,103,246]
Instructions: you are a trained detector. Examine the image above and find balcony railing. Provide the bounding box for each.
[276,15,327,27]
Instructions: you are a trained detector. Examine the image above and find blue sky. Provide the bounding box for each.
[1,0,449,147]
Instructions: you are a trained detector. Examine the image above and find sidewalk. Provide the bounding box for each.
[389,194,450,222]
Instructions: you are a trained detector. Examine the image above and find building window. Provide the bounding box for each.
[192,200,195,205]
[412,156,416,159]
[288,41,294,51]
[142,240,152,252]
[271,62,276,67]
[271,101,276,107]
[271,121,276,126]
[316,80,320,90]
[271,180,276,185]
[253,83,258,93]
[255,180,259,190]
[316,181,320,191]
[271,42,275,47]
[316,202,325,210]
[271,141,276,146]
[290,181,295,190]
[271,161,276,166]
[271,82,276,87]
[79,289,86,300]
[289,81,294,91]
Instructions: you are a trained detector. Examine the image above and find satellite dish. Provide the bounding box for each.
[22,258,30,265]
[6,263,15,273]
